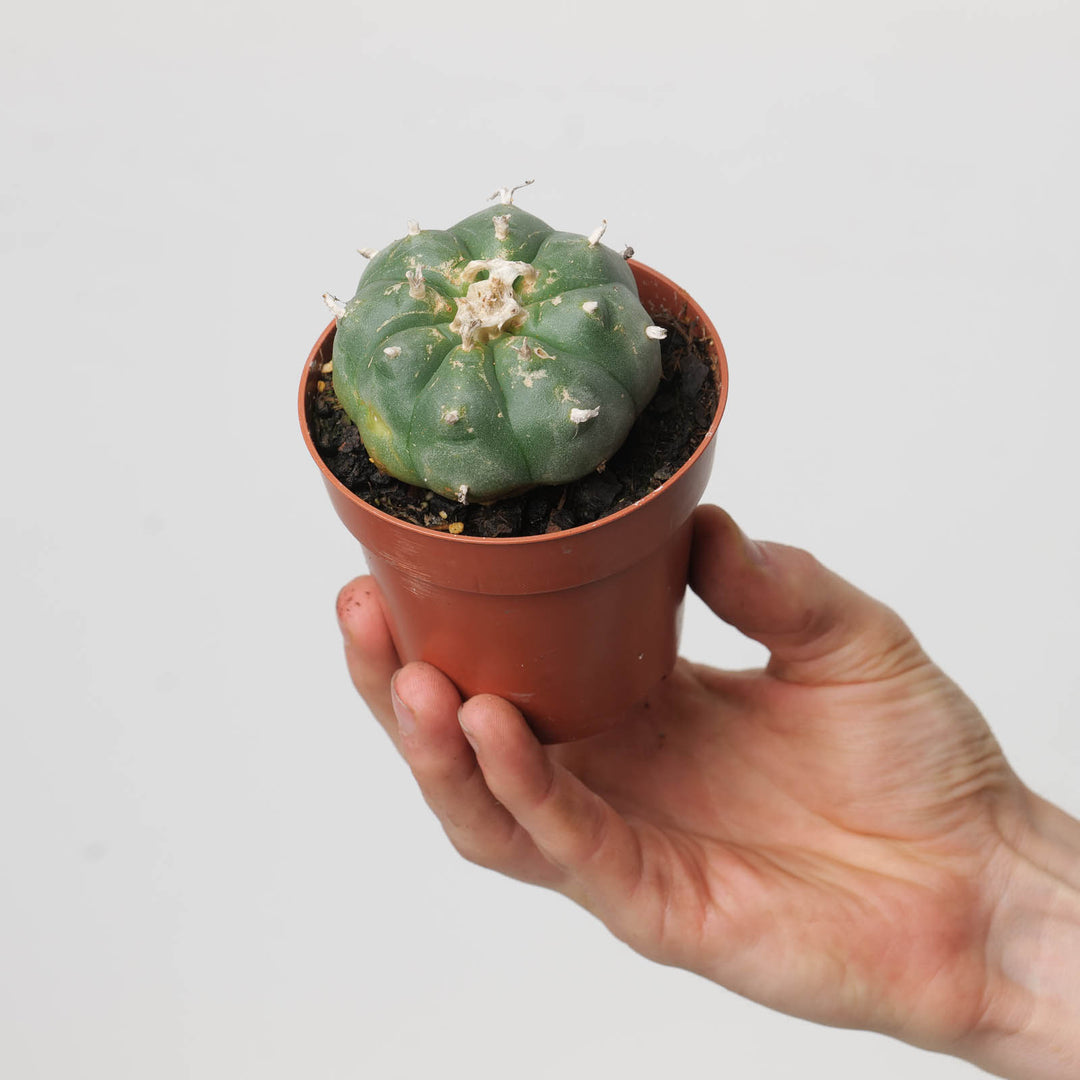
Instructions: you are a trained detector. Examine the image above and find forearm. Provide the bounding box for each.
[969,794,1080,1079]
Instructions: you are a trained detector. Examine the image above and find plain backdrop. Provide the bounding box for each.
[3,1,1078,1077]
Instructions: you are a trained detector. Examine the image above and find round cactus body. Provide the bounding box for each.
[328,204,664,503]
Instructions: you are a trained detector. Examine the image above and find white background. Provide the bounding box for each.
[3,1,1078,1077]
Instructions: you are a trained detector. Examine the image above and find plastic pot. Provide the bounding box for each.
[299,261,728,743]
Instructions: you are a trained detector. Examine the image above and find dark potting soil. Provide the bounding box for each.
[310,314,720,538]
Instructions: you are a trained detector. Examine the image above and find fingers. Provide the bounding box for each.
[458,695,645,910]
[337,576,401,739]
[689,505,926,685]
[392,666,561,886]
[336,577,556,883]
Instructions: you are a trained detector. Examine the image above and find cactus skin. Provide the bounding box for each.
[330,206,662,503]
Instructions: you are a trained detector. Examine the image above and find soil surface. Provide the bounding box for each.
[310,314,720,537]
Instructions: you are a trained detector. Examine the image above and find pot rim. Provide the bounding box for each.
[298,259,728,547]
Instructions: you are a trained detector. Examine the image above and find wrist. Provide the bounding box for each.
[967,793,1080,1079]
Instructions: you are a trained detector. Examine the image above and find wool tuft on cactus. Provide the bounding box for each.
[323,198,665,504]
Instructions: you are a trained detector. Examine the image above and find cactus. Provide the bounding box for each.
[323,192,665,504]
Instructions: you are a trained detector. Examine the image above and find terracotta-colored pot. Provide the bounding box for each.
[300,261,728,743]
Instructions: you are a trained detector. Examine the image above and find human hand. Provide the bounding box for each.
[337,506,1080,1078]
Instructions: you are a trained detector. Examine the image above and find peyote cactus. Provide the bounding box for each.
[323,186,666,504]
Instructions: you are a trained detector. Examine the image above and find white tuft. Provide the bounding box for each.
[407,219,421,236]
[456,484,469,504]
[383,346,402,359]
[582,300,599,314]
[488,179,534,206]
[516,339,533,361]
[452,258,539,350]
[322,292,347,319]
[587,220,608,247]
[645,325,668,340]
[493,213,511,241]
[357,247,379,259]
[441,407,460,424]
[570,406,601,424]
[406,265,426,300]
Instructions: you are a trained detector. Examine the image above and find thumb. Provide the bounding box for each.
[689,505,926,685]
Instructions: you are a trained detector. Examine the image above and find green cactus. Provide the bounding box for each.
[324,191,665,504]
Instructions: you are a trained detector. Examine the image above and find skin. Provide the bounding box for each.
[337,505,1080,1078]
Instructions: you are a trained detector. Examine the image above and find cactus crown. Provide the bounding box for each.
[324,191,665,504]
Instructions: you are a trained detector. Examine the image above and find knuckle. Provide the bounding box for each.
[573,804,612,867]
[447,830,497,870]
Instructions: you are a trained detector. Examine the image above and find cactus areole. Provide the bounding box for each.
[326,204,665,504]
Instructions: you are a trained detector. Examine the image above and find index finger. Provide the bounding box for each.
[337,576,401,742]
